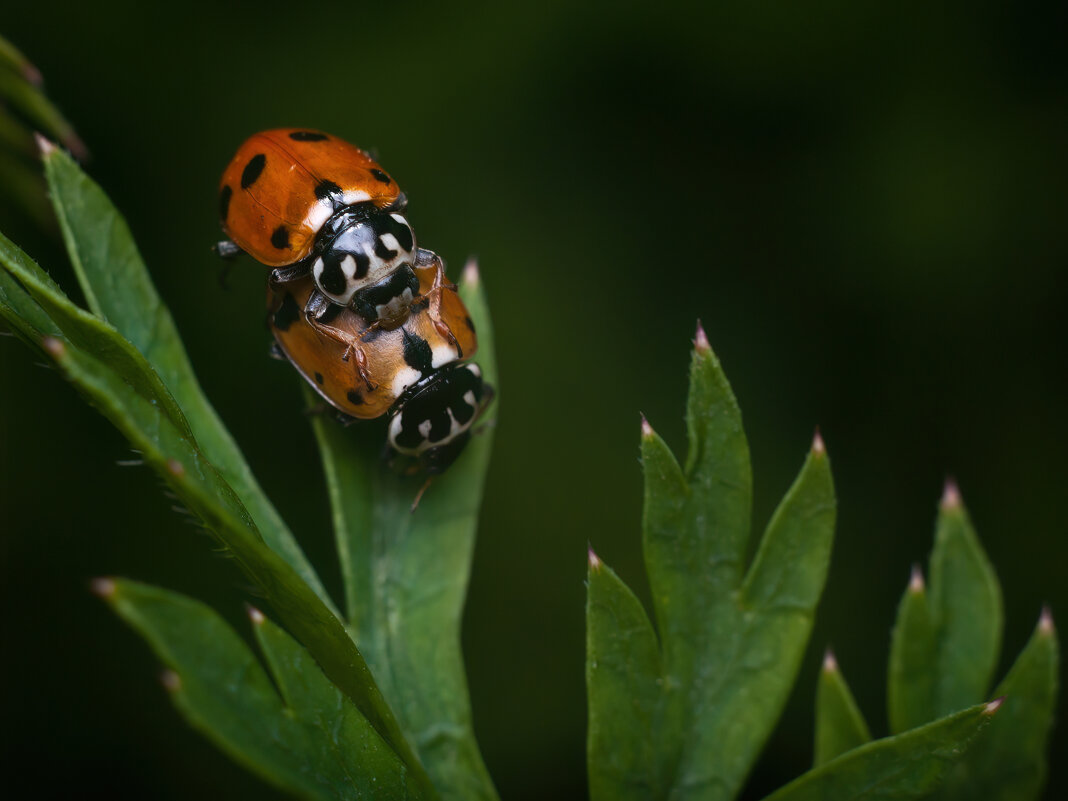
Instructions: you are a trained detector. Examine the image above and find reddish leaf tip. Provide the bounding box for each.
[34,132,55,157]
[940,477,962,510]
[588,546,602,572]
[694,319,710,353]
[165,458,185,477]
[984,696,1006,715]
[811,427,826,456]
[22,62,43,86]
[909,564,926,593]
[40,335,65,359]
[1039,605,1055,635]
[822,647,838,673]
[461,257,480,289]
[246,605,265,625]
[640,413,654,439]
[89,577,116,598]
[160,670,182,693]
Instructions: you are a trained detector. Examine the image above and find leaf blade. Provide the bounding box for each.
[763,702,999,801]
[887,567,937,734]
[40,145,334,613]
[814,651,873,767]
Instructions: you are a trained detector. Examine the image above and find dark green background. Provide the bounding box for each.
[1,2,1064,798]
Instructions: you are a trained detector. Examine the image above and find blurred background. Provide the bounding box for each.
[1,1,1065,798]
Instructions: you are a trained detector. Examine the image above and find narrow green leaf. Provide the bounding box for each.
[888,566,937,733]
[814,650,872,766]
[930,610,1060,801]
[104,580,423,801]
[587,551,665,801]
[309,259,498,801]
[0,33,39,82]
[927,483,1003,717]
[39,145,334,614]
[763,701,1000,801]
[0,250,434,795]
[0,229,192,438]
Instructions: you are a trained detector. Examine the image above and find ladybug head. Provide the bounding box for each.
[387,363,489,474]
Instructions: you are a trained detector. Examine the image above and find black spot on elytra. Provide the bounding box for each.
[370,168,391,184]
[319,255,348,296]
[290,131,328,141]
[402,330,433,374]
[346,390,365,405]
[270,225,290,250]
[314,372,324,385]
[241,154,266,188]
[219,185,232,220]
[362,326,387,343]
[318,303,342,324]
[315,179,343,202]
[273,293,301,332]
[464,315,475,332]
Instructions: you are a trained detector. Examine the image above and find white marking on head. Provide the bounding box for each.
[341,255,357,279]
[462,390,476,409]
[302,202,333,233]
[341,189,372,205]
[466,363,482,379]
[419,419,432,438]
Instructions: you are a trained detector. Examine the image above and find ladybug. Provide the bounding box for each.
[268,258,491,475]
[217,129,453,363]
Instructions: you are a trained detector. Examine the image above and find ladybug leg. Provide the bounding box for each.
[268,263,311,288]
[303,290,377,391]
[417,252,461,351]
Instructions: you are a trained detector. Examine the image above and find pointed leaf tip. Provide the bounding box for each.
[1039,605,1055,635]
[909,564,925,592]
[940,477,962,510]
[640,413,654,439]
[160,670,182,693]
[984,696,1005,715]
[89,577,116,598]
[34,132,56,157]
[461,257,480,289]
[246,605,266,625]
[811,428,826,456]
[822,648,838,673]
[40,335,65,358]
[588,547,602,572]
[694,319,710,352]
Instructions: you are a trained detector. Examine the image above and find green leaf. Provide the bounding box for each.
[38,144,335,614]
[103,580,424,801]
[0,236,433,797]
[888,566,937,733]
[930,610,1060,801]
[586,552,665,800]
[927,485,1003,716]
[887,484,1003,732]
[588,328,837,801]
[39,145,332,610]
[763,701,1000,801]
[309,259,498,801]
[814,651,872,766]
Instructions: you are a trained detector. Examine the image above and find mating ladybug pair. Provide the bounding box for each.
[217,128,491,476]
